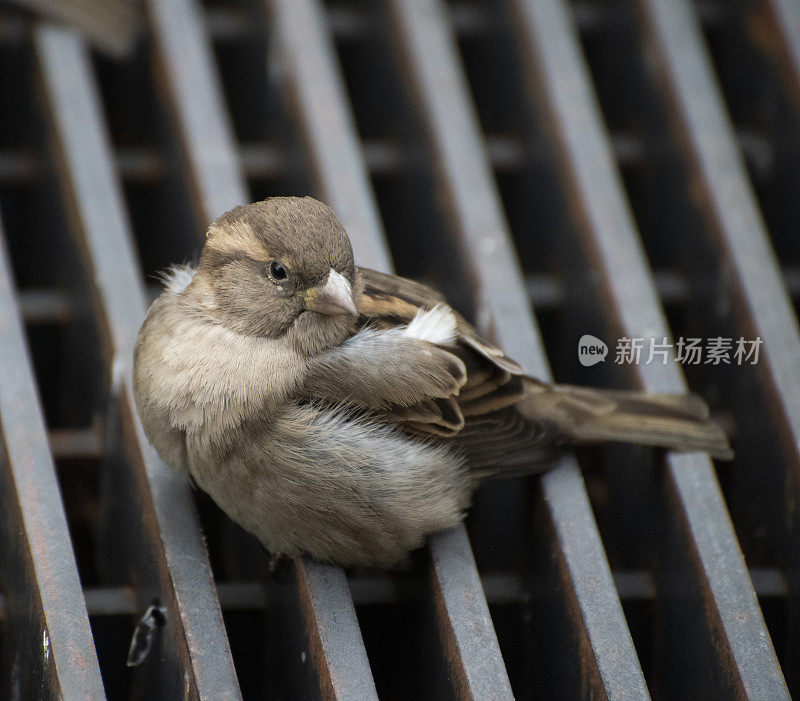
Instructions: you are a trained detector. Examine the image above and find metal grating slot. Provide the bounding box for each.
[385,1,646,697]
[638,2,800,694]
[1,0,799,698]
[544,1,797,696]
[33,24,240,698]
[272,2,513,697]
[503,0,788,697]
[273,1,513,696]
[0,224,104,697]
[148,1,375,696]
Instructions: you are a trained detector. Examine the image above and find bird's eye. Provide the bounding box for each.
[268,261,287,281]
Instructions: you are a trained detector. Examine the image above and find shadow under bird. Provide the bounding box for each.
[132,197,733,568]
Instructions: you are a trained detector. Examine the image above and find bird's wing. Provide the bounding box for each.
[356,267,733,470]
[357,267,529,439]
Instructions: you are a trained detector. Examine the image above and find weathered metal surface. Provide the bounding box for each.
[271,0,513,696]
[147,0,377,696]
[0,222,105,700]
[425,527,514,699]
[294,561,377,701]
[388,0,648,697]
[635,0,800,456]
[34,24,241,699]
[636,0,800,696]
[146,0,247,224]
[509,0,789,698]
[1,0,798,697]
[2,565,788,621]
[761,0,800,109]
[269,0,391,271]
[747,7,800,686]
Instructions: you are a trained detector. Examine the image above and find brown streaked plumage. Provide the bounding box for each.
[132,196,733,568]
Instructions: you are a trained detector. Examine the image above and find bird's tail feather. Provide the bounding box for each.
[516,380,733,460]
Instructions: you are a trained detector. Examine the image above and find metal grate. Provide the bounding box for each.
[1,0,798,697]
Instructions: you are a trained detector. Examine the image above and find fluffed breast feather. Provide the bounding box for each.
[184,403,472,566]
[133,279,305,467]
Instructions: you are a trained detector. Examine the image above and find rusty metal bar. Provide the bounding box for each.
[387,0,648,697]
[634,0,800,450]
[146,0,377,697]
[509,0,789,697]
[269,0,390,271]
[423,526,513,698]
[0,221,105,699]
[760,0,800,110]
[270,0,516,696]
[635,0,800,691]
[146,0,246,226]
[33,24,241,699]
[292,561,377,700]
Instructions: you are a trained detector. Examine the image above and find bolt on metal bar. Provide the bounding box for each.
[269,0,514,695]
[508,0,790,697]
[636,0,800,691]
[146,0,376,696]
[387,0,648,697]
[33,24,241,699]
[0,222,105,699]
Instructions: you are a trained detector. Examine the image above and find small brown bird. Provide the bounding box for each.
[133,197,732,567]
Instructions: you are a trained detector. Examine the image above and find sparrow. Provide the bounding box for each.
[132,196,733,568]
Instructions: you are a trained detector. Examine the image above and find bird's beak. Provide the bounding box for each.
[304,269,357,316]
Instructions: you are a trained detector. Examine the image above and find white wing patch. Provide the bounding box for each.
[403,304,457,345]
[161,264,196,294]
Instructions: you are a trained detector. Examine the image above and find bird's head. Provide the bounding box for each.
[195,196,361,355]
